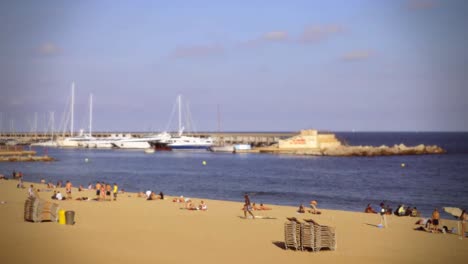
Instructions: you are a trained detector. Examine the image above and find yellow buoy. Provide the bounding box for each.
[58,209,66,224]
[202,161,207,166]
[401,163,406,168]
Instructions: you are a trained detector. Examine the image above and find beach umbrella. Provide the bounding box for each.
[443,207,462,218]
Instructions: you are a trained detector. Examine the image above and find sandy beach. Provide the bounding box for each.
[0,179,466,264]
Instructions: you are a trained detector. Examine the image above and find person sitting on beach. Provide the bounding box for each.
[51,191,57,199]
[415,218,432,228]
[396,204,406,216]
[259,203,271,210]
[147,192,160,201]
[365,204,377,214]
[431,208,441,233]
[78,185,83,192]
[309,200,321,214]
[40,178,46,185]
[298,204,306,213]
[185,200,198,210]
[56,191,65,201]
[158,192,164,200]
[145,190,152,199]
[411,207,420,217]
[199,200,208,211]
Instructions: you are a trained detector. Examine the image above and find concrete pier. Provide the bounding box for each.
[0,132,295,146]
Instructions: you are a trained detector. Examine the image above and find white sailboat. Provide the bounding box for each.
[31,111,58,147]
[160,95,213,150]
[56,85,95,147]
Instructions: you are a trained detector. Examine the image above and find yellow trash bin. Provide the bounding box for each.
[58,209,66,225]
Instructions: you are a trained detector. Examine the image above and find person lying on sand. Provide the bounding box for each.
[251,203,259,210]
[365,204,377,214]
[75,197,89,201]
[415,218,432,229]
[259,203,271,210]
[173,196,185,203]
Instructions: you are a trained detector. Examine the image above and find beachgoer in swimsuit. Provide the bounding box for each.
[460,210,467,239]
[432,208,440,233]
[379,202,388,228]
[65,181,72,199]
[365,204,377,214]
[199,200,207,211]
[106,184,112,201]
[259,203,271,210]
[298,204,305,213]
[113,183,118,201]
[243,194,255,219]
[95,182,101,198]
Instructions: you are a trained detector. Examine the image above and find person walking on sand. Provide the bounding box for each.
[459,210,467,239]
[243,194,255,219]
[379,202,388,228]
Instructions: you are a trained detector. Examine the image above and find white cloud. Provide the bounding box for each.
[38,42,61,55]
[407,0,438,10]
[171,44,224,58]
[299,24,344,43]
[341,50,373,61]
[263,31,288,41]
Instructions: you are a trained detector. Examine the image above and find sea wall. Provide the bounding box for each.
[321,144,445,156]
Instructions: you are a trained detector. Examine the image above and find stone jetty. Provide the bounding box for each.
[256,129,446,156]
[0,146,55,162]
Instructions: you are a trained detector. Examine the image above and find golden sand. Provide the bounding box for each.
[0,180,467,264]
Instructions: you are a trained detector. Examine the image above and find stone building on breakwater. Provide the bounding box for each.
[260,129,445,156]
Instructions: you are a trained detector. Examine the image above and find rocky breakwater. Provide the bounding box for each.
[322,144,445,157]
[0,148,55,162]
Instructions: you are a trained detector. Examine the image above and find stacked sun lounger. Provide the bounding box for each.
[24,197,60,223]
[305,219,337,251]
[284,218,302,250]
[284,217,336,252]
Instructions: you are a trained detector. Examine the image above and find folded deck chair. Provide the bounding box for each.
[284,219,302,250]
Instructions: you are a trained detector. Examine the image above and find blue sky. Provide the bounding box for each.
[1,0,467,132]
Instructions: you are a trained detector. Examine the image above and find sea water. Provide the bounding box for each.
[1,132,467,218]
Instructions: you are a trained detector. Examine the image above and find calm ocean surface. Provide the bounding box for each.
[1,132,467,218]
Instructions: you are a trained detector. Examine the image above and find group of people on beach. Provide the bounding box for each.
[297,200,321,214]
[138,190,164,200]
[365,203,420,217]
[94,182,119,201]
[172,195,208,211]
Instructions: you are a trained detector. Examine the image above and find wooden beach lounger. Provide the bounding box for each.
[284,218,302,250]
[24,197,60,223]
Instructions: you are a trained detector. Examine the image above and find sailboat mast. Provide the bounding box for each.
[217,104,221,133]
[70,82,75,137]
[178,94,182,135]
[89,93,93,137]
[50,111,55,139]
